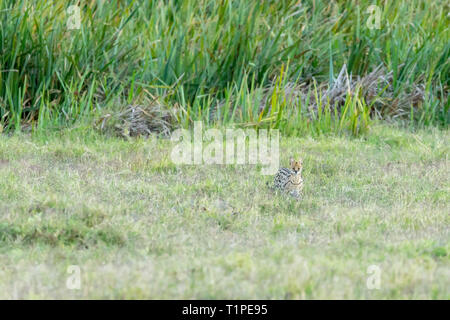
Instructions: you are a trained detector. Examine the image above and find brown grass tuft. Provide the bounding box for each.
[96,100,176,138]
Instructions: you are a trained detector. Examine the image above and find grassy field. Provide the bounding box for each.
[1,0,448,131]
[0,0,448,300]
[0,124,448,299]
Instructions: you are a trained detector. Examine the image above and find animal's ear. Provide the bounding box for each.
[299,158,303,165]
[290,158,294,166]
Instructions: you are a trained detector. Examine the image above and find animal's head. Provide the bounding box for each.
[290,158,303,174]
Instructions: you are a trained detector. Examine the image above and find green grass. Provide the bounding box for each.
[0,0,448,132]
[0,0,448,300]
[0,124,448,299]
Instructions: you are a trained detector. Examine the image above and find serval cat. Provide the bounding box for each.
[270,158,304,198]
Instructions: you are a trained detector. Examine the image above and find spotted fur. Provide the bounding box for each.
[271,158,304,198]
